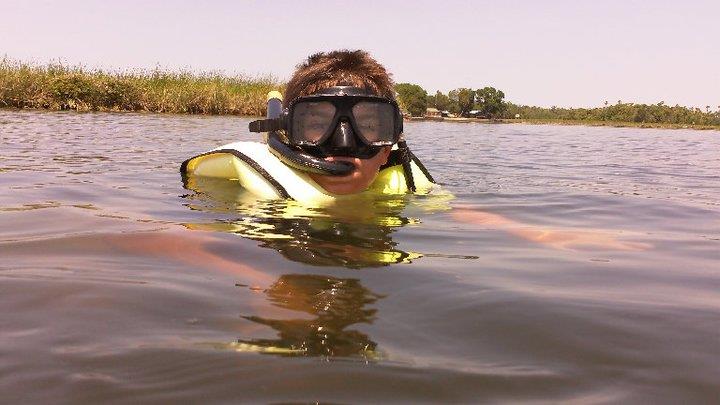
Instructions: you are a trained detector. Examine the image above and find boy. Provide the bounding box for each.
[183,49,648,254]
[183,49,434,202]
[274,50,403,195]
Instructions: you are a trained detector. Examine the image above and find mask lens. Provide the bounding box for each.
[352,101,396,143]
[292,101,336,144]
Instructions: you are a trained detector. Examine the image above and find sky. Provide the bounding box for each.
[1,0,718,108]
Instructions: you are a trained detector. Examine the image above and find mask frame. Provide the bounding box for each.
[249,87,410,178]
[284,87,403,147]
[249,86,403,149]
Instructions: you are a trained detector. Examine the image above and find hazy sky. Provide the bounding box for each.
[2,0,718,108]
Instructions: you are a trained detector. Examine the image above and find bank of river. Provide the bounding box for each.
[409,116,720,131]
[3,61,718,130]
[1,111,719,403]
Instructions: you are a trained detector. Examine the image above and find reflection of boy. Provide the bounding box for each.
[237,274,381,357]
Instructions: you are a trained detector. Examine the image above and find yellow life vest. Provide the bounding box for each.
[181,141,436,204]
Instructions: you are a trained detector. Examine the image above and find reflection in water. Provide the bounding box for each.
[248,216,417,268]
[234,274,383,358]
[181,176,447,268]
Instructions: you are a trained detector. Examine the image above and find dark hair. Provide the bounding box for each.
[284,50,395,105]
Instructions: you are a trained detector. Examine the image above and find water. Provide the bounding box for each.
[1,110,719,403]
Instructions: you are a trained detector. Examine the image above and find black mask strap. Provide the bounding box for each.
[249,118,285,133]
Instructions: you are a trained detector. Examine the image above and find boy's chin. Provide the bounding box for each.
[310,171,368,195]
[309,165,372,194]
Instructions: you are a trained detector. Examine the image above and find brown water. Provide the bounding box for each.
[1,110,719,403]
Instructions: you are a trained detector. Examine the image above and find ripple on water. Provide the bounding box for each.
[1,110,719,402]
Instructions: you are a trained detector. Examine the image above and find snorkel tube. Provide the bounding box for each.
[259,92,355,176]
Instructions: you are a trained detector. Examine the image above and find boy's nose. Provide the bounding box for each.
[331,119,357,149]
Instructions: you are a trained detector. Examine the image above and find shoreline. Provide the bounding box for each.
[2,60,717,131]
[407,116,720,131]
[2,106,719,132]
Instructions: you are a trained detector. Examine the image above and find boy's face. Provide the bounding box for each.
[309,146,392,195]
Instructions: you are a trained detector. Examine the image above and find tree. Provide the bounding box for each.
[445,90,461,115]
[475,87,507,118]
[394,83,427,117]
[426,93,436,110]
[449,88,475,117]
[427,90,452,112]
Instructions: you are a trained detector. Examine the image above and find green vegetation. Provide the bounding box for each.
[451,88,476,117]
[394,83,427,117]
[0,58,279,115]
[475,87,507,118]
[501,118,720,130]
[505,101,720,127]
[424,86,508,118]
[399,82,720,129]
[2,58,718,129]
[427,90,455,113]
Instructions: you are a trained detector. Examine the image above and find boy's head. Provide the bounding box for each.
[284,50,396,105]
[281,50,398,195]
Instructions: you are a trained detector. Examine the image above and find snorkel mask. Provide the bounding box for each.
[249,86,403,176]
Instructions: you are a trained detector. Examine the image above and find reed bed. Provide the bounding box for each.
[0,58,280,116]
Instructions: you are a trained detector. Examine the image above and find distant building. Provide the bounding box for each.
[425,107,441,118]
[468,110,487,118]
[514,113,521,119]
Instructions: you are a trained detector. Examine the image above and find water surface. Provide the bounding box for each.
[1,111,719,403]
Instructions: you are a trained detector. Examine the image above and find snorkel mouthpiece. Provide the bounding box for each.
[267,132,356,176]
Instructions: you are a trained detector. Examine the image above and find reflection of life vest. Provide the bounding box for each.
[181,141,436,204]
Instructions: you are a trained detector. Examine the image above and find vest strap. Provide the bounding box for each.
[180,148,291,199]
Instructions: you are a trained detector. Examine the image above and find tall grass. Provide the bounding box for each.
[0,58,281,116]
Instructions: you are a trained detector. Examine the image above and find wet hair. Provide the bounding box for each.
[283,50,395,105]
